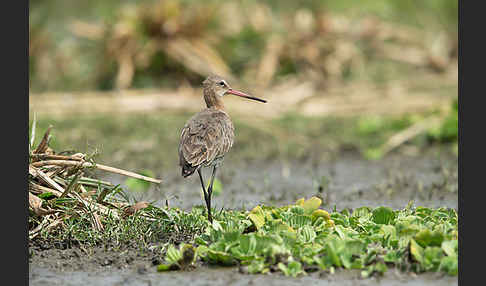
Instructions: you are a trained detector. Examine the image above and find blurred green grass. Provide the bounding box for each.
[29,105,457,173]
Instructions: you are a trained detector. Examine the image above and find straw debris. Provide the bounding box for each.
[28,125,162,240]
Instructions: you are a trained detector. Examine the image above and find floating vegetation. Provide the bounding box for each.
[157,198,458,277]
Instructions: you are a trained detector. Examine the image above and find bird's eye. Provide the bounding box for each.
[219,81,225,86]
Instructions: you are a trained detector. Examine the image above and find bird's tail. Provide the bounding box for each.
[181,162,197,178]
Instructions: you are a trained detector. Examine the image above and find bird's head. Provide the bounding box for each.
[202,76,267,107]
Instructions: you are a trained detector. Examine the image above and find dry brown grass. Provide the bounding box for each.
[28,125,161,240]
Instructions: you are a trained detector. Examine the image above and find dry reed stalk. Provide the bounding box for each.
[29,182,63,197]
[29,165,66,194]
[91,212,104,232]
[52,176,68,187]
[29,215,63,240]
[31,160,162,184]
[29,216,50,239]
[33,125,52,154]
[78,184,88,194]
[80,190,97,198]
[30,113,36,150]
[28,125,161,238]
[44,166,65,178]
[31,154,84,162]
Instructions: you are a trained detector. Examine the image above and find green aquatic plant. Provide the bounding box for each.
[158,197,458,277]
[157,243,198,271]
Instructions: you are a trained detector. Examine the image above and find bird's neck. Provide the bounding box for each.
[203,89,225,110]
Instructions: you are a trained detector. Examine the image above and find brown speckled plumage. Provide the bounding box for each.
[179,108,234,177]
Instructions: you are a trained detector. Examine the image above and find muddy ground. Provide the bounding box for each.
[147,148,457,211]
[30,265,458,286]
[29,148,457,285]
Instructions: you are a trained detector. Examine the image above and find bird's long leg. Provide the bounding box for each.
[197,168,211,221]
[206,165,218,223]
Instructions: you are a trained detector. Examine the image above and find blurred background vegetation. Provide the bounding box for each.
[29,0,458,172]
[30,0,457,91]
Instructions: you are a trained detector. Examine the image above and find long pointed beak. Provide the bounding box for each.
[226,89,267,103]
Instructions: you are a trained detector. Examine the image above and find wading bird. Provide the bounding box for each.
[178,76,267,223]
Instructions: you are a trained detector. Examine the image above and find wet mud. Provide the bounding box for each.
[29,149,458,285]
[137,149,457,211]
[30,265,458,286]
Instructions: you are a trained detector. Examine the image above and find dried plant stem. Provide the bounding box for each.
[44,166,65,178]
[29,217,63,240]
[31,154,84,162]
[30,113,37,150]
[91,212,104,231]
[33,125,52,154]
[31,160,162,184]
[30,182,120,220]
[29,182,64,197]
[78,184,88,194]
[29,165,66,194]
[29,216,50,239]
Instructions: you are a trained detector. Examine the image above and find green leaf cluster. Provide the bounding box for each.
[159,198,458,277]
